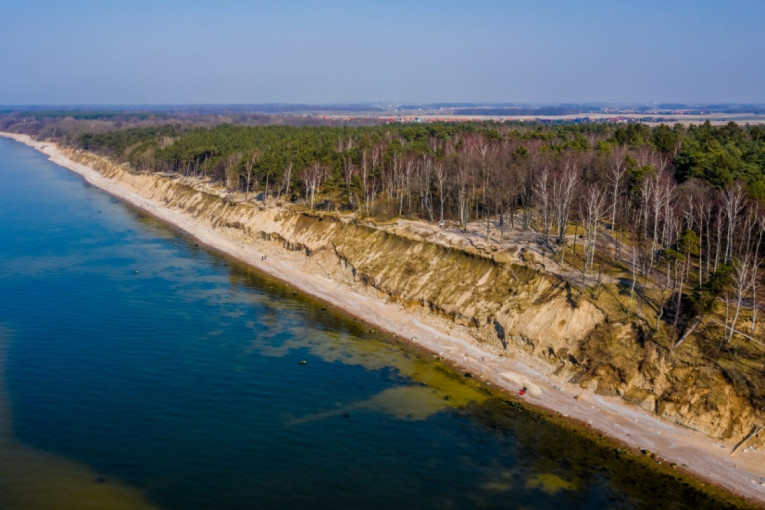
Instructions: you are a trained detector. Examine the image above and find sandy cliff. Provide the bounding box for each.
[60,147,762,445]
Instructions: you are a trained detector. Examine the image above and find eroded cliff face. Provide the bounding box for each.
[66,148,763,444]
[572,322,762,441]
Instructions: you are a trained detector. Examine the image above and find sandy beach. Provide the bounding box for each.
[3,132,765,505]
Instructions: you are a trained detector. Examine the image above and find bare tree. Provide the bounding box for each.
[518,152,537,231]
[721,182,746,263]
[343,155,356,209]
[244,149,261,202]
[359,149,370,215]
[639,170,676,275]
[276,162,293,202]
[712,204,724,274]
[579,184,608,273]
[496,157,519,242]
[301,162,326,210]
[477,142,495,240]
[401,156,415,216]
[698,193,712,284]
[456,149,473,231]
[608,145,628,229]
[534,166,552,250]
[608,145,628,258]
[628,244,640,315]
[433,160,447,226]
[727,256,752,343]
[419,156,435,222]
[360,147,380,217]
[751,212,765,332]
[551,154,579,263]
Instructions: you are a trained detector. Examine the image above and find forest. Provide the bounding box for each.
[5,114,765,359]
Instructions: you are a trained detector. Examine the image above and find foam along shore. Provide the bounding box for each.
[3,132,765,505]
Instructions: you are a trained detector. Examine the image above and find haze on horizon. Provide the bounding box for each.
[1,0,763,106]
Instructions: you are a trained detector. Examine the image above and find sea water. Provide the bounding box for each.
[0,137,743,509]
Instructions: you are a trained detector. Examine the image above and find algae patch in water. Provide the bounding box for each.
[480,469,577,496]
[285,355,489,424]
[242,303,489,421]
[291,378,488,425]
[525,473,577,494]
[480,469,518,492]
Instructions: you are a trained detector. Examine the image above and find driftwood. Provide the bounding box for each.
[708,319,765,347]
[672,314,704,350]
[674,315,765,351]
[730,424,764,456]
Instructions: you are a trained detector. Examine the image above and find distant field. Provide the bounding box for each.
[327,112,765,125]
[3,104,765,126]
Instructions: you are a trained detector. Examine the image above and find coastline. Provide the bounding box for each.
[3,132,765,505]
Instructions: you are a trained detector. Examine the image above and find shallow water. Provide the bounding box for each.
[0,137,746,509]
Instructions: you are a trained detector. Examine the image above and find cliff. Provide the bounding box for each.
[57,147,763,447]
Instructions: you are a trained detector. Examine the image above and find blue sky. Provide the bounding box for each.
[1,0,763,105]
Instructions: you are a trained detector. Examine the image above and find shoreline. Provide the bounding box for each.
[3,132,765,505]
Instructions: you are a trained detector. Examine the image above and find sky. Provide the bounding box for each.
[1,0,763,105]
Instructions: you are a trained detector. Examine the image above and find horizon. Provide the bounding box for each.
[2,1,764,105]
[2,101,765,109]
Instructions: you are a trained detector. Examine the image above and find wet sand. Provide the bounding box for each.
[3,132,765,505]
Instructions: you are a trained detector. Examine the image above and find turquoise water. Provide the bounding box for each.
[0,138,742,509]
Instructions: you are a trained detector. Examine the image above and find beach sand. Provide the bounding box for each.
[3,132,765,505]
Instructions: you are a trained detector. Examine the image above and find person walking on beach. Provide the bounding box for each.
[519,386,527,396]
